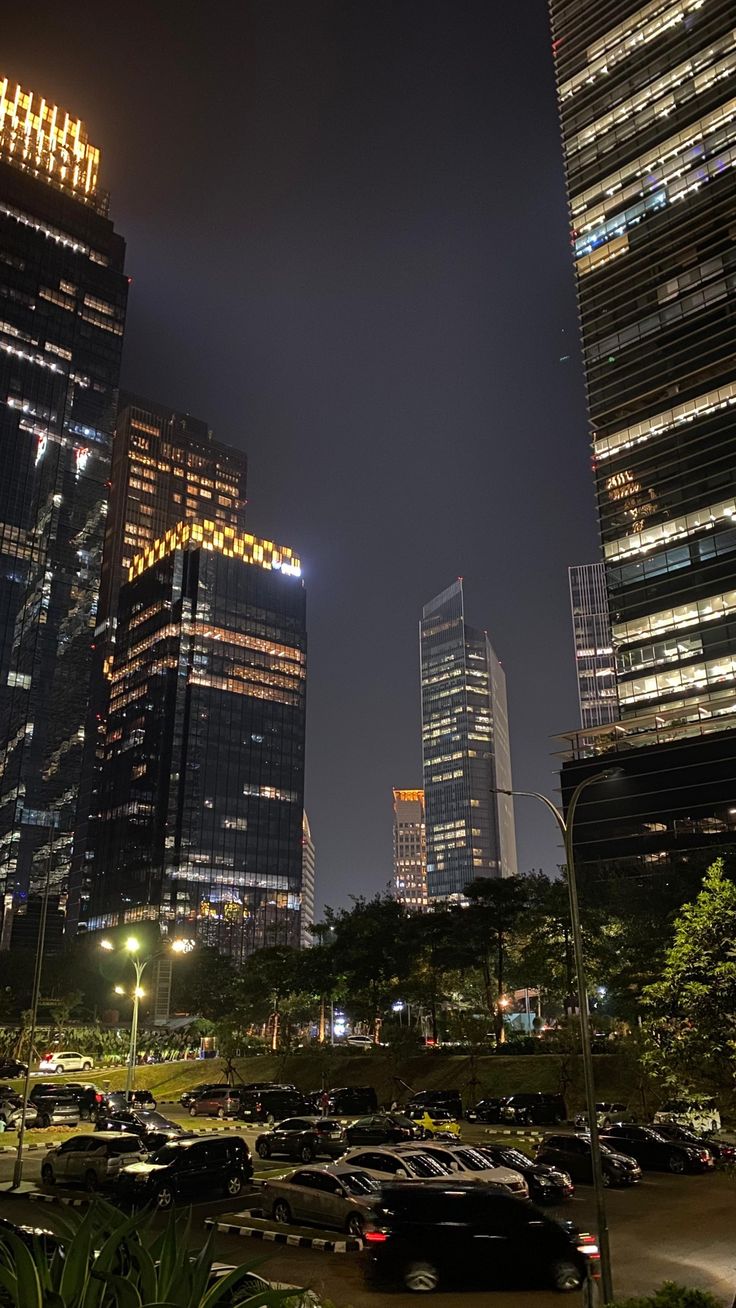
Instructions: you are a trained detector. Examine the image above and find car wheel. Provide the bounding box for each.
[217,1108,226,1120]
[189,1107,198,1117]
[56,1066,64,1074]
[266,1114,275,1126]
[602,1171,611,1187]
[299,1143,314,1162]
[40,1115,51,1129]
[41,1163,54,1186]
[345,1213,364,1237]
[156,1186,174,1210]
[550,1260,582,1292]
[668,1152,686,1174]
[403,1260,439,1293]
[225,1174,243,1198]
[82,1062,92,1071]
[256,1141,271,1159]
[272,1200,291,1224]
[84,1170,99,1193]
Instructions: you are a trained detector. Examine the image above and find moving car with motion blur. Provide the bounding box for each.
[653,1098,721,1135]
[116,1134,251,1210]
[474,1144,574,1204]
[405,1107,461,1138]
[363,1182,600,1293]
[536,1134,641,1187]
[95,1108,180,1142]
[396,1142,528,1197]
[38,1051,93,1074]
[255,1117,346,1162]
[654,1122,736,1166]
[599,1124,714,1173]
[345,1113,423,1146]
[41,1133,147,1190]
[260,1165,381,1236]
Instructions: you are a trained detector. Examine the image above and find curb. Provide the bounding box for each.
[26,1192,88,1208]
[482,1127,545,1139]
[205,1213,361,1254]
[0,1143,55,1153]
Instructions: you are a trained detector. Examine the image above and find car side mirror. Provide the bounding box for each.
[396,1168,408,1178]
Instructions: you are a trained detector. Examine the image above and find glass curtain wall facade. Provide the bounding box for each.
[550,0,736,725]
[300,810,316,947]
[392,788,428,911]
[420,580,517,900]
[0,82,127,945]
[71,395,248,925]
[90,520,306,961]
[569,562,618,729]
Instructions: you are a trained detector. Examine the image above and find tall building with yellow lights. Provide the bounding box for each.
[0,78,128,946]
[89,520,307,960]
[392,789,428,911]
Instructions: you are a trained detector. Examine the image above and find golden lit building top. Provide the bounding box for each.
[393,789,424,804]
[128,519,302,581]
[0,77,102,208]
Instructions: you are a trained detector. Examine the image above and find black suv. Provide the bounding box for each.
[407,1089,463,1119]
[116,1134,252,1209]
[255,1116,346,1162]
[599,1124,714,1174]
[500,1094,567,1125]
[364,1182,598,1293]
[100,1089,157,1113]
[237,1088,314,1124]
[476,1144,574,1204]
[60,1083,103,1121]
[465,1097,503,1123]
[346,1113,422,1147]
[317,1086,378,1116]
[536,1134,641,1187]
[27,1085,81,1128]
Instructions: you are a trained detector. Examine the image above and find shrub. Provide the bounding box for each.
[609,1283,723,1308]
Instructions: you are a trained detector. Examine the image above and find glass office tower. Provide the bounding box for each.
[552,0,736,875]
[71,395,248,925]
[0,80,127,943]
[569,563,618,730]
[300,811,316,947]
[90,520,306,961]
[392,788,428,911]
[420,580,517,900]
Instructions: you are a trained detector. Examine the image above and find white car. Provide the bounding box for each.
[654,1098,721,1135]
[397,1142,529,1198]
[346,1036,374,1048]
[337,1146,467,1184]
[41,1132,147,1190]
[38,1051,93,1074]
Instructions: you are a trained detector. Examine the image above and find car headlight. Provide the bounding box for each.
[608,1159,624,1170]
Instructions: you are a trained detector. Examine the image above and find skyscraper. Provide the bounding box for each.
[301,811,316,947]
[90,519,306,960]
[568,563,618,730]
[551,0,736,876]
[420,580,517,900]
[392,788,428,911]
[71,395,248,924]
[0,79,128,942]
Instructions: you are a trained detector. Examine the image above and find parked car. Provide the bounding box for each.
[363,1182,599,1293]
[654,1122,736,1166]
[500,1094,567,1126]
[407,1089,463,1119]
[338,1146,458,1184]
[536,1134,641,1187]
[574,1103,633,1130]
[179,1082,230,1110]
[405,1107,461,1138]
[100,1089,157,1114]
[653,1098,721,1135]
[188,1087,243,1119]
[255,1117,346,1162]
[346,1036,374,1049]
[0,1061,27,1079]
[319,1086,379,1116]
[398,1143,528,1197]
[261,1165,381,1235]
[0,1089,38,1130]
[116,1133,252,1210]
[27,1085,81,1128]
[41,1132,148,1190]
[465,1097,503,1123]
[475,1144,574,1204]
[38,1051,93,1074]
[237,1088,315,1124]
[60,1083,104,1122]
[346,1114,422,1147]
[599,1124,714,1174]
[96,1109,181,1141]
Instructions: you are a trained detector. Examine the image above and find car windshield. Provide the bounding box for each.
[498,1149,532,1169]
[114,1138,144,1154]
[339,1171,381,1195]
[428,1110,453,1120]
[138,1113,170,1127]
[405,1154,448,1178]
[455,1148,491,1171]
[150,1143,181,1164]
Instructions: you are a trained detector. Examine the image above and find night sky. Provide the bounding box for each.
[5,1,599,910]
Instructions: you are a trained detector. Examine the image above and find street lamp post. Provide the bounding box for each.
[494,768,621,1304]
[102,936,188,1094]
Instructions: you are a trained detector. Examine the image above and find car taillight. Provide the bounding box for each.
[95,1094,103,1103]
[699,1151,711,1161]
[364,1230,389,1243]
[255,1102,262,1112]
[577,1233,599,1257]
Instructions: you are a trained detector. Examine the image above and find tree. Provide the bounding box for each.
[642,859,736,1094]
[169,946,237,1022]
[460,877,534,1041]
[324,896,417,1041]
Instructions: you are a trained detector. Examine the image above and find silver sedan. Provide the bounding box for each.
[259,1164,381,1236]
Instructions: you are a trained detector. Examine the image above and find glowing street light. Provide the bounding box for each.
[101,936,178,1094]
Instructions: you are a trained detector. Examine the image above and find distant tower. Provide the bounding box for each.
[301,811,316,947]
[392,789,427,911]
[420,580,517,900]
[568,563,618,730]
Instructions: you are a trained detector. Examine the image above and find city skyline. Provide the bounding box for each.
[2,3,600,908]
